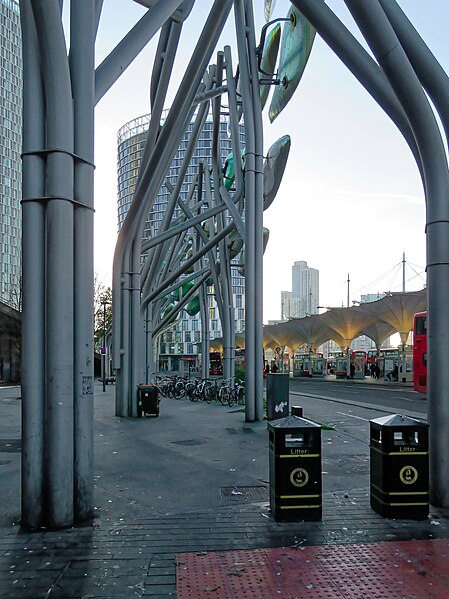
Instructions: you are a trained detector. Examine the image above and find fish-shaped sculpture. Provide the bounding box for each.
[269,6,315,122]
[263,135,291,210]
[259,23,281,110]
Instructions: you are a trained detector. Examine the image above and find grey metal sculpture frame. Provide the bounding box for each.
[19,0,449,531]
[292,0,449,506]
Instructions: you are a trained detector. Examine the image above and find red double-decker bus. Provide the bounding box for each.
[352,350,367,363]
[209,351,223,376]
[413,311,427,394]
[366,349,378,365]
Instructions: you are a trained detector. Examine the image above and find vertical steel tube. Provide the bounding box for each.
[200,280,210,379]
[244,0,264,420]
[130,247,142,416]
[235,0,256,421]
[345,0,449,508]
[70,0,95,522]
[20,0,46,529]
[32,0,75,528]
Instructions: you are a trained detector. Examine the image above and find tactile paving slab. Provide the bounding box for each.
[176,538,449,598]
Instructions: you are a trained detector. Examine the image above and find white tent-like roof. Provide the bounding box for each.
[211,290,426,355]
[262,289,426,352]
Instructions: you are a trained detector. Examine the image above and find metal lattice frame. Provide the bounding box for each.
[19,0,449,530]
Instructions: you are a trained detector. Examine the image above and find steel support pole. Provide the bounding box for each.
[244,0,264,420]
[20,0,46,530]
[102,302,107,392]
[200,280,210,379]
[235,0,264,421]
[211,57,232,382]
[70,0,95,521]
[234,0,255,421]
[32,0,75,528]
[345,0,449,507]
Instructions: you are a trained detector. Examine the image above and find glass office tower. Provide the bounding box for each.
[0,0,22,307]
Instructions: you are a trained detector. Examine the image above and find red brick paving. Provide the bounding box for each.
[177,538,449,598]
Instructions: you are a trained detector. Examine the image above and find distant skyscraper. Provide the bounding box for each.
[360,293,385,303]
[353,292,388,350]
[0,0,22,307]
[280,291,291,320]
[281,290,303,319]
[291,260,319,318]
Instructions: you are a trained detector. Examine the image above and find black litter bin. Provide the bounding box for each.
[138,384,160,417]
[266,373,289,420]
[268,415,322,521]
[370,414,429,519]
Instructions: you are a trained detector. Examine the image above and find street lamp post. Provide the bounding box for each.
[101,301,111,392]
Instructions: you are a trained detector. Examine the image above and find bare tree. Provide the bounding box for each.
[94,274,112,348]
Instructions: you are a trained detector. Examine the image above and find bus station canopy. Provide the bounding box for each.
[210,290,426,354]
[264,289,426,352]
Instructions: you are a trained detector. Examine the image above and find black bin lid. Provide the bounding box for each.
[268,415,321,431]
[370,414,428,429]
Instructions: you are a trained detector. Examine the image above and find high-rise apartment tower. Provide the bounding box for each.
[291,260,319,318]
[0,0,22,307]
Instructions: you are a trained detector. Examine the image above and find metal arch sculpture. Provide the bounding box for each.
[19,0,449,533]
[284,0,449,507]
[20,0,246,530]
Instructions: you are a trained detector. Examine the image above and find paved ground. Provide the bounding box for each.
[0,379,448,598]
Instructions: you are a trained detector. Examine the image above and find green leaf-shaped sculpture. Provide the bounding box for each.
[184,294,200,316]
[269,6,315,122]
[223,148,246,190]
[163,302,177,324]
[171,280,195,302]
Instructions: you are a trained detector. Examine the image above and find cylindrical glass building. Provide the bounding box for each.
[117,111,245,371]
